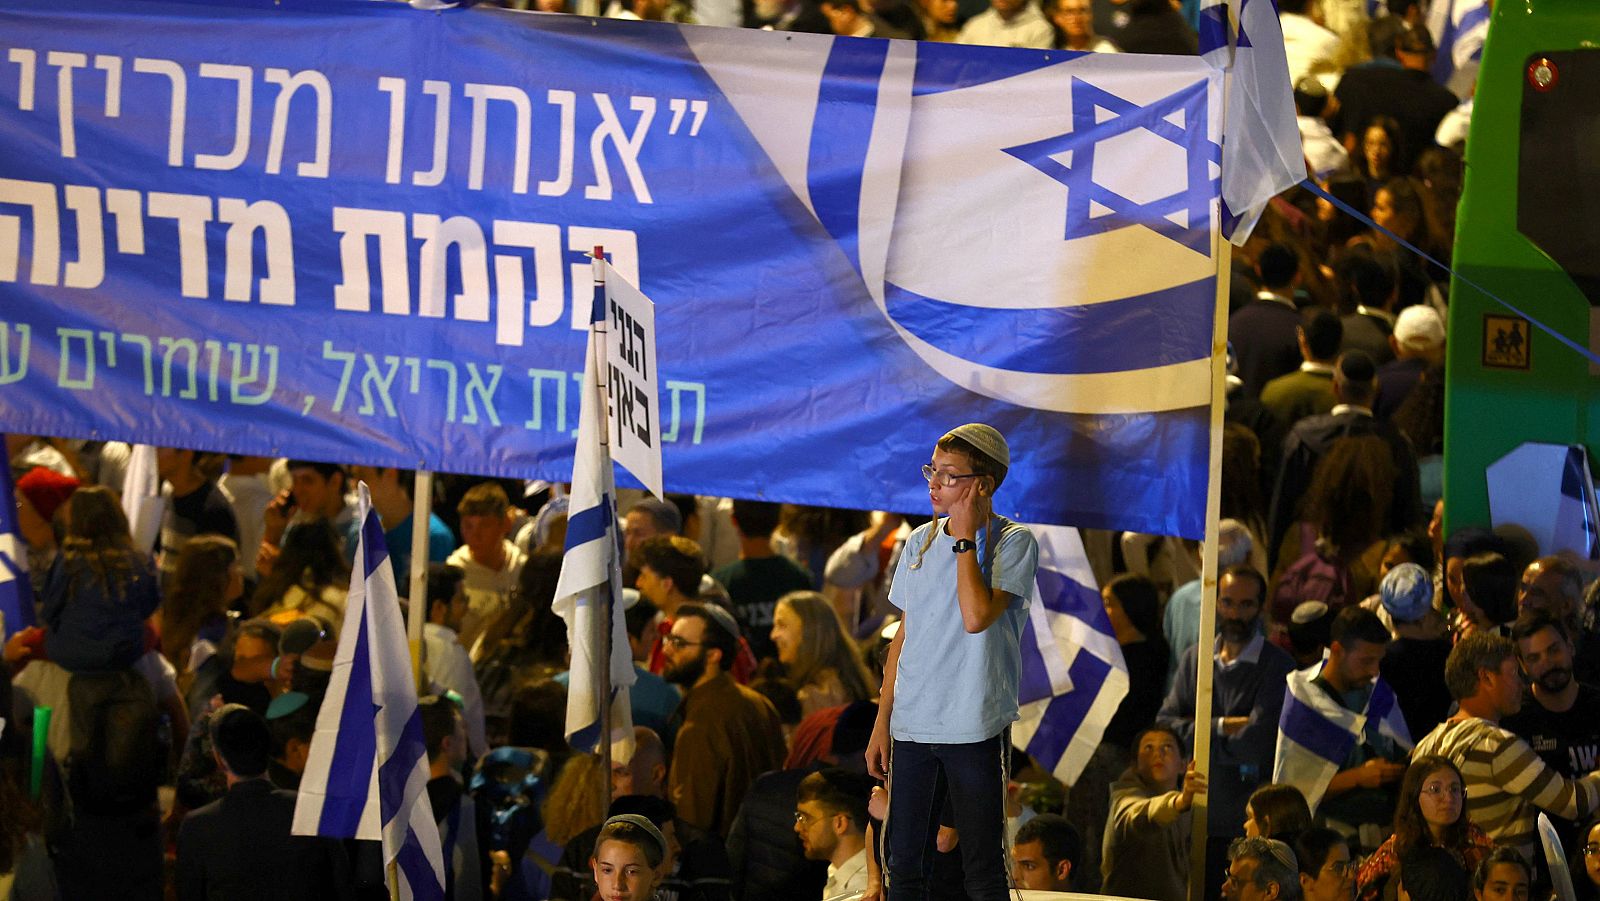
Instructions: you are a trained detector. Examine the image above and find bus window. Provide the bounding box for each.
[1518,49,1600,306]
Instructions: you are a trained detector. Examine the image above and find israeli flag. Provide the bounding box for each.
[1198,0,1304,241]
[1273,663,1412,811]
[552,293,636,760]
[1553,445,1600,560]
[0,435,34,640]
[292,484,444,901]
[1427,0,1489,100]
[1011,524,1129,785]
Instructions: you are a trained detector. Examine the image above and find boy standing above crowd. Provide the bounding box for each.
[866,423,1039,901]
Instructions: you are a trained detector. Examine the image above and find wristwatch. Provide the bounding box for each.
[952,539,976,554]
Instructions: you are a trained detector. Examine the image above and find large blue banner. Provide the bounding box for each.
[0,0,1221,536]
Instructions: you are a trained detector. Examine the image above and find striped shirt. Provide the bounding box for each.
[1413,716,1600,860]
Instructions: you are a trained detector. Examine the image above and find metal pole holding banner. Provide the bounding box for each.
[1187,195,1233,901]
[408,469,434,695]
[591,246,615,827]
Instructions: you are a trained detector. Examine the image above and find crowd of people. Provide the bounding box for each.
[0,0,1549,896]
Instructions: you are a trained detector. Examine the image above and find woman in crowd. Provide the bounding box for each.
[251,518,349,624]
[158,535,243,680]
[1356,117,1403,206]
[768,590,873,717]
[1275,434,1397,607]
[1297,827,1356,901]
[1454,552,1519,639]
[1578,815,1600,901]
[41,485,162,672]
[543,753,610,849]
[1042,0,1118,51]
[1356,755,1491,901]
[1243,784,1314,845]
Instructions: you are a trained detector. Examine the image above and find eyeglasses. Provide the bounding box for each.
[921,464,982,488]
[1420,783,1463,798]
[1322,860,1356,878]
[794,811,824,827]
[662,634,704,650]
[1584,844,1600,857]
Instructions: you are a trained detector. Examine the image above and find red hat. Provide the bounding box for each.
[16,466,80,521]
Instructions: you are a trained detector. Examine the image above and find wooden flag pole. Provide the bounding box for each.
[1187,183,1233,901]
[409,469,434,694]
[592,246,615,828]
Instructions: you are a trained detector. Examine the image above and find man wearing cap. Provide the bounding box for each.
[1376,563,1453,739]
[663,602,787,838]
[865,424,1040,901]
[1269,350,1424,554]
[1374,305,1445,421]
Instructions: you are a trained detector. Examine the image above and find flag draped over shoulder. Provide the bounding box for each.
[552,294,636,761]
[0,436,34,640]
[1012,525,1129,785]
[1198,0,1304,243]
[1273,663,1413,811]
[292,484,445,901]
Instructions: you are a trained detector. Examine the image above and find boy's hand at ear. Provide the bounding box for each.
[946,477,992,540]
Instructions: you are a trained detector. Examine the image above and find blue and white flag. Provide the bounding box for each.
[1427,0,1489,99]
[1554,445,1600,560]
[1273,662,1412,811]
[552,292,636,761]
[292,484,444,901]
[0,436,34,640]
[0,1,1256,538]
[1198,0,1304,241]
[1012,525,1128,785]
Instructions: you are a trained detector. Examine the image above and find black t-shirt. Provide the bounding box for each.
[1503,684,1600,777]
[712,555,814,660]
[1380,636,1453,741]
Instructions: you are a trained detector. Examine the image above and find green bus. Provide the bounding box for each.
[1443,0,1600,536]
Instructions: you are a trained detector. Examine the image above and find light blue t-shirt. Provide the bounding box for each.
[888,517,1039,744]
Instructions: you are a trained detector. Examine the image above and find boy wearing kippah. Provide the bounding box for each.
[865,424,1040,900]
[590,814,668,901]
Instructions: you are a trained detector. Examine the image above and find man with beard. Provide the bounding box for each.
[1503,610,1600,853]
[1159,564,1295,897]
[1304,608,1406,848]
[663,603,787,838]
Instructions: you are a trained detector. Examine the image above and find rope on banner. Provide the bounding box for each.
[1299,178,1600,369]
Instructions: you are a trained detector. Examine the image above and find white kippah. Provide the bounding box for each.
[944,423,1010,469]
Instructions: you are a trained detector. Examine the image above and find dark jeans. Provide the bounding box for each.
[885,734,1009,901]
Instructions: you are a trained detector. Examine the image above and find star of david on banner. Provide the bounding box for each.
[1003,77,1221,255]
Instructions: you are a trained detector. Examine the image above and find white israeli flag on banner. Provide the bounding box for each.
[1011,524,1129,785]
[292,484,444,901]
[684,33,1232,417]
[553,289,636,760]
[1274,663,1412,811]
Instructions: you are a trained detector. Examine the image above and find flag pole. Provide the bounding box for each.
[1188,148,1233,901]
[409,469,434,694]
[591,246,615,827]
